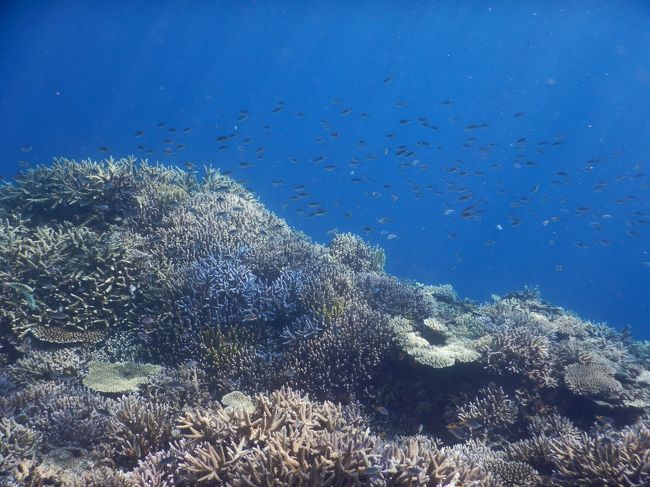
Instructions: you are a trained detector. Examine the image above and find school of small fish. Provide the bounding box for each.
[12,74,650,274]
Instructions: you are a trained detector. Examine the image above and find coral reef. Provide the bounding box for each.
[391,315,481,369]
[1,158,650,485]
[328,232,386,272]
[563,361,623,399]
[82,361,162,393]
[549,422,650,486]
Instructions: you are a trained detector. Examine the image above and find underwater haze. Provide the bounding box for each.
[5,3,650,486]
[1,0,649,339]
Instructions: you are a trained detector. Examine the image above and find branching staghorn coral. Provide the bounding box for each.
[174,387,502,486]
[453,385,520,441]
[328,232,386,272]
[0,157,140,227]
[5,348,83,385]
[2,158,650,485]
[0,220,138,339]
[108,395,175,465]
[480,324,557,388]
[30,386,115,449]
[506,414,581,471]
[284,300,393,398]
[358,272,436,322]
[0,417,41,481]
[177,253,302,330]
[549,422,650,486]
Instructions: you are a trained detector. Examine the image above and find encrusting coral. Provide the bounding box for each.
[1,158,650,485]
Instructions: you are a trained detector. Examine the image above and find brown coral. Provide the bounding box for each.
[108,395,175,464]
[175,387,499,486]
[549,423,650,486]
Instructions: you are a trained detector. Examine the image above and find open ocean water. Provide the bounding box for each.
[1,2,650,486]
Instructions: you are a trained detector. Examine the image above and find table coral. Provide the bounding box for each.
[82,361,162,394]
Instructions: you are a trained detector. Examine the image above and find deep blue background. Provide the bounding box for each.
[1,1,649,337]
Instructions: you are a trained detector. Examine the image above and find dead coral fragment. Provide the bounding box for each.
[82,361,162,394]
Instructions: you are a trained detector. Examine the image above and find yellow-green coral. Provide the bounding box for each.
[221,391,255,414]
[0,221,138,338]
[82,361,161,394]
[313,296,346,324]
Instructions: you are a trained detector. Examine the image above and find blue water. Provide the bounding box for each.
[1,1,649,338]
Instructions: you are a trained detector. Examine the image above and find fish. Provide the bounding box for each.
[141,316,155,326]
[156,455,177,467]
[405,467,422,476]
[375,406,389,416]
[462,418,482,430]
[447,423,470,440]
[596,415,614,427]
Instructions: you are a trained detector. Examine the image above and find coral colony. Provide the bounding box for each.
[1,157,650,486]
